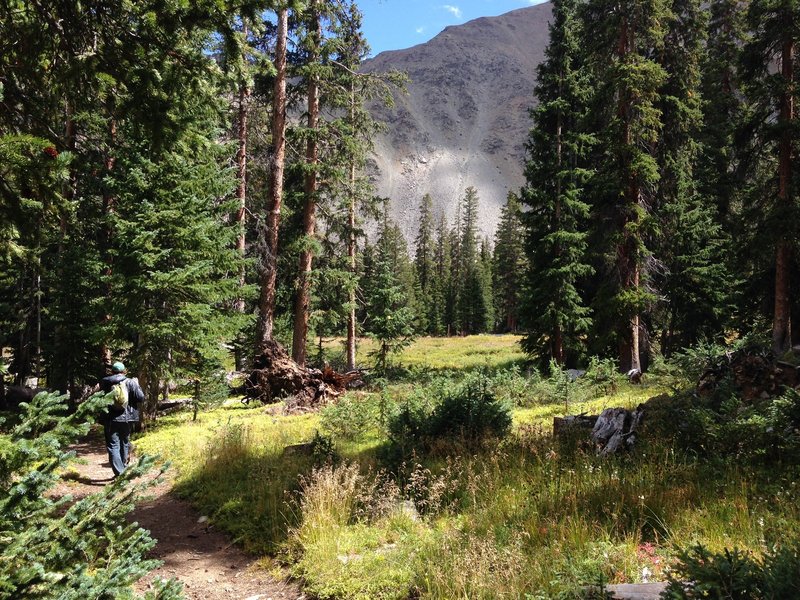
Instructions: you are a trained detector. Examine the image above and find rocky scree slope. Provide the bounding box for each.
[363,2,552,242]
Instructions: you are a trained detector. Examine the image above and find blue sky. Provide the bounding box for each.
[359,0,549,56]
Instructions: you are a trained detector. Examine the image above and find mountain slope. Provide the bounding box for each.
[363,3,553,241]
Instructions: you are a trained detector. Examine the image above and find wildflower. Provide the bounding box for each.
[641,566,652,583]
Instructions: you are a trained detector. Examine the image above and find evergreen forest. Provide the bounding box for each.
[2,0,800,598]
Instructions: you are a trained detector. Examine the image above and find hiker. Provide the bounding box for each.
[100,361,144,477]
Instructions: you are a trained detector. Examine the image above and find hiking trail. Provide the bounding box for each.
[59,432,303,600]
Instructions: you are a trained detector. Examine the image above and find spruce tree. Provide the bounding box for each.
[363,208,415,372]
[583,0,668,371]
[414,194,438,334]
[652,0,735,355]
[455,187,492,335]
[493,192,527,333]
[0,391,182,598]
[0,0,250,400]
[698,0,748,220]
[741,0,800,354]
[431,213,452,336]
[521,0,594,365]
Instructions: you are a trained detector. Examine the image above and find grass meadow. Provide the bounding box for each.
[135,335,800,599]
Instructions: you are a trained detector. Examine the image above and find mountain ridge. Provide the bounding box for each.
[363,2,553,242]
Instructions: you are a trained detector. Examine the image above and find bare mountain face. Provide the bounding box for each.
[363,3,553,243]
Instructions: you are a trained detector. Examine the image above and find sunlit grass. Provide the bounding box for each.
[320,334,527,372]
[134,342,800,598]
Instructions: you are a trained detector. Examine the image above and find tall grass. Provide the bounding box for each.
[134,340,800,598]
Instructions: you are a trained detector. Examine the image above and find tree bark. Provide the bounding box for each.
[617,16,642,373]
[292,2,321,367]
[773,37,794,355]
[346,85,357,371]
[99,117,117,368]
[255,8,288,350]
[234,21,250,370]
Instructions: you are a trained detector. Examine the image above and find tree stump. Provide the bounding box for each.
[591,406,644,455]
[554,405,645,455]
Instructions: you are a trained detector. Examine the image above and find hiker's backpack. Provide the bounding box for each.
[110,379,129,410]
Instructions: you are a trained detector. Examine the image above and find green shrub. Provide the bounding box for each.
[0,391,181,599]
[387,373,512,452]
[320,393,384,442]
[664,543,800,599]
[427,373,513,443]
[490,365,536,407]
[585,356,624,396]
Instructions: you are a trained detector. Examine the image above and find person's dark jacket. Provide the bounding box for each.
[100,374,144,423]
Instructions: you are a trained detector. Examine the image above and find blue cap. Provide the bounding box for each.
[111,361,126,373]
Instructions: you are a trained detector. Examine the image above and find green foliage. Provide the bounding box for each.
[427,373,512,443]
[664,543,800,599]
[454,187,494,335]
[363,210,416,373]
[676,389,800,461]
[191,364,230,421]
[493,192,527,333]
[521,0,594,365]
[585,356,624,395]
[0,391,181,599]
[320,393,385,442]
[387,372,513,452]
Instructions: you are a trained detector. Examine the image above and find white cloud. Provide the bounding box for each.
[415,26,425,34]
[442,4,463,19]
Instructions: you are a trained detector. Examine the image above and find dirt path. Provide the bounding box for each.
[60,432,303,600]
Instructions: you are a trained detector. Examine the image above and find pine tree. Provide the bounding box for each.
[323,1,405,370]
[363,209,415,372]
[521,0,594,365]
[0,0,250,401]
[583,0,669,371]
[255,5,289,350]
[444,207,462,335]
[742,0,800,354]
[652,0,734,355]
[493,192,527,333]
[431,213,451,336]
[292,0,323,366]
[0,391,182,598]
[414,194,438,334]
[455,187,492,335]
[479,236,496,332]
[698,0,748,219]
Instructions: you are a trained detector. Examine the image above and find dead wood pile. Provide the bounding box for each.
[698,350,800,400]
[245,340,361,412]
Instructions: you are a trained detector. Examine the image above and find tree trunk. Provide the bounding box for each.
[617,17,642,372]
[773,37,794,356]
[52,101,77,395]
[292,3,321,367]
[255,7,288,349]
[346,163,357,370]
[553,325,565,365]
[346,86,357,371]
[99,117,117,368]
[234,21,250,370]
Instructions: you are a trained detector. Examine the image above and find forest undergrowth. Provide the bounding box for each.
[135,335,800,599]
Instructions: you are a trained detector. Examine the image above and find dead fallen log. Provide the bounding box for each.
[553,413,598,436]
[246,340,362,411]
